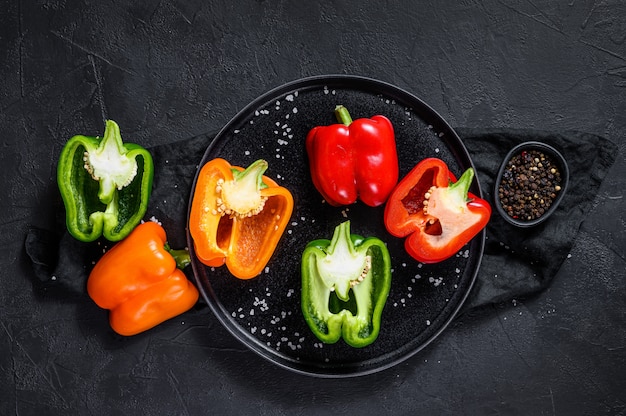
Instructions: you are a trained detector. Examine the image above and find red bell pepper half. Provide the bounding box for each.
[384,158,491,263]
[305,105,398,207]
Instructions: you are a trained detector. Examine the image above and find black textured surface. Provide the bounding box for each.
[3,1,626,415]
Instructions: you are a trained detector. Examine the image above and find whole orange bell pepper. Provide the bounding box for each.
[189,158,293,279]
[87,221,199,336]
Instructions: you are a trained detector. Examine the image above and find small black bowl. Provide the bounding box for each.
[494,141,569,227]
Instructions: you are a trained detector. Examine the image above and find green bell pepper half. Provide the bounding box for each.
[301,221,392,348]
[57,120,154,242]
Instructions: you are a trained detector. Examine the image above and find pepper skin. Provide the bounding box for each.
[384,158,491,263]
[57,120,154,242]
[305,105,399,207]
[189,158,293,279]
[301,221,392,348]
[87,221,199,336]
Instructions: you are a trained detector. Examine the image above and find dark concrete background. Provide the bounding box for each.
[2,1,625,415]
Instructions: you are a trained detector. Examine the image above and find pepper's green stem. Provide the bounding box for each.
[448,167,475,202]
[326,220,357,258]
[165,244,191,269]
[316,221,367,301]
[219,159,270,218]
[85,120,138,205]
[334,105,353,126]
[230,159,269,190]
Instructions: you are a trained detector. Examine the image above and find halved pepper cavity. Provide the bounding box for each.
[87,221,199,336]
[301,221,391,348]
[57,120,154,242]
[306,105,398,207]
[384,158,491,264]
[189,158,294,279]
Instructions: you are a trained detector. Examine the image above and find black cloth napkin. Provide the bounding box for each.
[458,128,617,310]
[25,129,618,311]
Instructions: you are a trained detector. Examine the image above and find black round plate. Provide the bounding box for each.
[187,75,485,377]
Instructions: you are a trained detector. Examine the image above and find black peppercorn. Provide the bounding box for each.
[497,149,563,221]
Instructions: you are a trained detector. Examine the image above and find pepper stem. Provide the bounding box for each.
[165,243,191,269]
[98,120,126,155]
[326,220,357,258]
[230,159,269,190]
[84,120,138,205]
[448,167,475,201]
[218,159,269,218]
[317,221,368,301]
[334,105,353,126]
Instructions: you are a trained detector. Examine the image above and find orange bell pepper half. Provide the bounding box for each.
[87,221,199,336]
[189,158,294,279]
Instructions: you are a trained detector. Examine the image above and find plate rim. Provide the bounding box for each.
[186,74,485,378]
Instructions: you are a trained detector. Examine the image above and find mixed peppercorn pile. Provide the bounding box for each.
[498,149,563,221]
